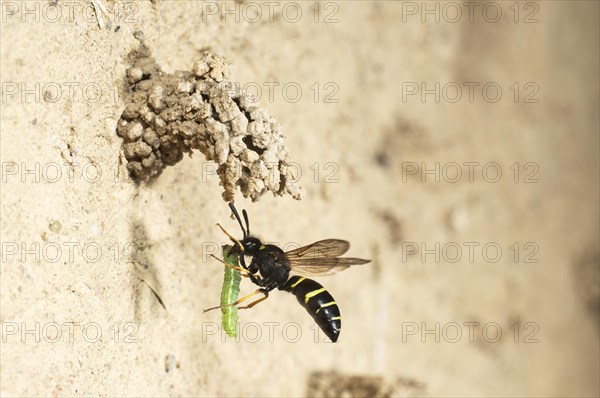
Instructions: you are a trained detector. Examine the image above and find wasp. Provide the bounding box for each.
[205,203,371,342]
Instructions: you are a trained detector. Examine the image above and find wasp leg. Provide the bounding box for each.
[238,255,260,284]
[248,273,261,285]
[237,251,250,271]
[203,304,220,313]
[215,223,244,252]
[209,254,250,278]
[238,290,269,310]
[203,288,266,313]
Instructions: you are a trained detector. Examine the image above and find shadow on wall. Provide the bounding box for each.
[129,215,167,322]
[573,247,600,331]
[305,371,426,398]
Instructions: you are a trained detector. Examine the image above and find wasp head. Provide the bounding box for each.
[227,203,261,254]
[238,237,262,255]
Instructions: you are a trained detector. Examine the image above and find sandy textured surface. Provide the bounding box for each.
[1,1,598,397]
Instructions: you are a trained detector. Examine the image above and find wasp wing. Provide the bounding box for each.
[287,257,371,276]
[286,239,370,276]
[285,239,350,258]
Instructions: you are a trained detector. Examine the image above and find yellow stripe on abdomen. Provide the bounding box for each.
[290,277,305,288]
[304,287,326,305]
[316,301,337,314]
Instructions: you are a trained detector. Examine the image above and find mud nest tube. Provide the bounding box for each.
[116,43,303,202]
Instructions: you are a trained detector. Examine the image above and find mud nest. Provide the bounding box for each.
[116,44,303,202]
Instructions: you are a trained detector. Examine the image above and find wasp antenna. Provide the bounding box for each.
[228,202,247,238]
[216,223,244,252]
[242,209,250,237]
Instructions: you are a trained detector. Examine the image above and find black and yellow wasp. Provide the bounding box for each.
[205,203,371,342]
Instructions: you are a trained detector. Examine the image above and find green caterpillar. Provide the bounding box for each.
[220,245,241,338]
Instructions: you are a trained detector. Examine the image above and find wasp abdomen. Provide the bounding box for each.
[281,276,341,342]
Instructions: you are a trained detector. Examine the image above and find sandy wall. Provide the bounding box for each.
[1,1,598,396]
